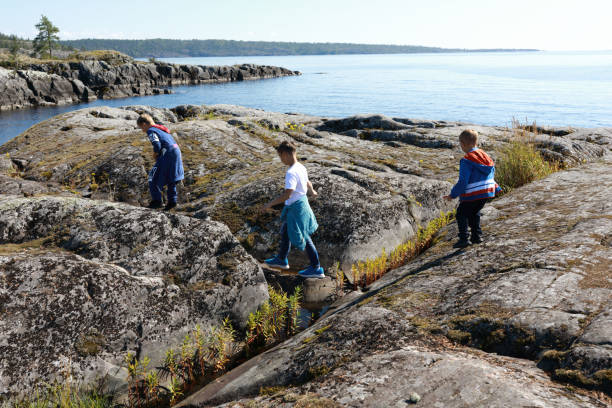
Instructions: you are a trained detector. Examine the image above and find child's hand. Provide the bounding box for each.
[310,189,319,199]
[443,195,453,201]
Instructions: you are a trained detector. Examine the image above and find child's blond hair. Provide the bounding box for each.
[137,113,155,126]
[459,129,478,147]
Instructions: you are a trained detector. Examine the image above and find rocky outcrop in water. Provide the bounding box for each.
[0,62,299,110]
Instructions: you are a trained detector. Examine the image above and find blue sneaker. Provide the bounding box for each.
[264,256,290,270]
[298,265,325,279]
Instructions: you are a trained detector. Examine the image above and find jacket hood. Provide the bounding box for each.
[151,124,170,133]
[464,149,495,175]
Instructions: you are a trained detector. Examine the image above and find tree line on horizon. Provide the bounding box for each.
[2,16,537,60]
[60,38,537,58]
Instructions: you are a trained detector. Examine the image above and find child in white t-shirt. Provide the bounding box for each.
[262,141,324,278]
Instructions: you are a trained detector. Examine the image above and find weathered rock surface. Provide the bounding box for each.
[0,62,299,110]
[176,160,611,407]
[1,104,609,275]
[1,104,610,404]
[0,105,458,272]
[0,195,268,397]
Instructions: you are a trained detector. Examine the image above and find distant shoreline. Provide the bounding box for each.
[61,38,539,58]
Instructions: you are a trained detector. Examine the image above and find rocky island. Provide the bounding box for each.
[0,51,299,110]
[0,104,610,407]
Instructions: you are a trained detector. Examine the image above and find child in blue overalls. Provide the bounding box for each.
[137,114,184,210]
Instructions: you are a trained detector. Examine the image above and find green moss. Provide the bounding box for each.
[210,202,246,233]
[307,364,330,380]
[76,331,105,356]
[446,329,471,344]
[188,281,219,291]
[0,236,55,255]
[217,252,239,271]
[552,369,598,388]
[314,325,331,335]
[302,335,318,344]
[294,396,343,408]
[259,385,287,396]
[410,316,443,334]
[593,370,612,393]
[239,232,258,251]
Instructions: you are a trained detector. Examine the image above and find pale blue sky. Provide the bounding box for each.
[1,0,610,50]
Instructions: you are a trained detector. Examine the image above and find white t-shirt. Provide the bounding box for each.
[284,162,309,206]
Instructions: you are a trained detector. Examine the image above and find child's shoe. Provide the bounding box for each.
[471,236,483,244]
[164,201,177,211]
[298,265,325,279]
[452,239,470,249]
[148,200,163,209]
[264,256,290,270]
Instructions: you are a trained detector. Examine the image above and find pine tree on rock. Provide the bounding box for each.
[33,15,60,58]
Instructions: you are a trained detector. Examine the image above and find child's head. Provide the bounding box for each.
[276,140,297,165]
[136,113,155,132]
[458,129,478,153]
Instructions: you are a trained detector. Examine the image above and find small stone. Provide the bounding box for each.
[407,392,421,404]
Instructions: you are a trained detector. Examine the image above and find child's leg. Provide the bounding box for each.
[278,222,291,260]
[468,200,487,242]
[148,166,163,203]
[455,202,470,242]
[304,236,320,267]
[167,182,178,204]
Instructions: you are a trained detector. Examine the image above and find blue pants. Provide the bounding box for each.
[278,222,320,267]
[148,166,177,204]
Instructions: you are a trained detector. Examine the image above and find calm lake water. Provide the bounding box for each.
[1,51,611,145]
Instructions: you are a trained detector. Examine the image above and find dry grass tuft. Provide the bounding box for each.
[495,121,559,193]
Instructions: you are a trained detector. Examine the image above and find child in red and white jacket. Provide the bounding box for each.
[444,129,501,248]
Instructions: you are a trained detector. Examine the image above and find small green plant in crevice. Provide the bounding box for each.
[350,210,455,289]
[495,121,560,193]
[124,354,162,407]
[4,379,115,408]
[245,287,303,356]
[329,261,345,293]
[4,289,305,407]
[117,287,302,407]
[122,318,237,407]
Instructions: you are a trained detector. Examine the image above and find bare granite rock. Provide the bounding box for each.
[0,195,268,397]
[175,160,611,407]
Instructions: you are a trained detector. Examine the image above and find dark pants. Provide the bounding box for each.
[278,222,320,267]
[149,166,178,204]
[456,199,487,242]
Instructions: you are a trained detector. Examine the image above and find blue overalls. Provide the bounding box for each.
[147,126,184,204]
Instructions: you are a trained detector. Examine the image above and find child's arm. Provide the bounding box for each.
[307,181,318,198]
[148,130,162,159]
[444,160,472,200]
[262,189,294,211]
